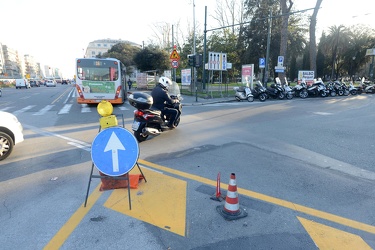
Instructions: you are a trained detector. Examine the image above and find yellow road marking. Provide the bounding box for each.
[138,159,375,235]
[298,217,372,249]
[104,168,187,236]
[43,184,103,250]
[51,87,72,105]
[45,159,375,248]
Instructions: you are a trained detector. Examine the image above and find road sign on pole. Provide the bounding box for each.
[278,56,284,67]
[259,58,265,69]
[170,45,180,60]
[171,60,179,68]
[91,127,139,176]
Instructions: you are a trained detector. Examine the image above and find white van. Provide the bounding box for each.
[15,79,30,89]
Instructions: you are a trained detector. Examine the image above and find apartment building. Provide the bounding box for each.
[84,38,142,58]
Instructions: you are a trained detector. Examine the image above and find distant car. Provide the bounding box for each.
[15,78,31,89]
[0,111,24,161]
[45,80,57,87]
[29,80,40,87]
[62,79,68,85]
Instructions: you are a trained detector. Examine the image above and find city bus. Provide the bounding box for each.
[75,58,127,104]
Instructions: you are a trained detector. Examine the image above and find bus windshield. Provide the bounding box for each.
[77,59,118,81]
[75,58,127,104]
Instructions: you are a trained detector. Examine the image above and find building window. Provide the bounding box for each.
[104,44,108,47]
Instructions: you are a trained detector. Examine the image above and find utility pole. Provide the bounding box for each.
[193,0,198,101]
[264,11,272,87]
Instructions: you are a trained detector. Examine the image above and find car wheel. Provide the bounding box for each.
[0,131,14,161]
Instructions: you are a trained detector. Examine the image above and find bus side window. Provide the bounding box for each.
[78,67,83,79]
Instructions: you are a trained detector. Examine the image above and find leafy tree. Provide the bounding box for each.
[100,43,142,75]
[278,0,294,82]
[133,45,170,75]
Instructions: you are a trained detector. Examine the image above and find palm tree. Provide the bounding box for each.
[326,25,347,79]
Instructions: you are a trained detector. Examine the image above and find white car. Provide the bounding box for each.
[45,80,57,87]
[15,78,31,89]
[0,111,24,161]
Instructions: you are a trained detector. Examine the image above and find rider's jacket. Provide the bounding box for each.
[151,84,174,110]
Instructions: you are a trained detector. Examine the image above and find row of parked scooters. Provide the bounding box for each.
[234,77,375,102]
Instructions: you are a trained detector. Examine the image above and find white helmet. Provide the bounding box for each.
[159,77,171,89]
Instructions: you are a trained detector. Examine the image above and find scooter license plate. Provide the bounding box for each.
[132,121,140,131]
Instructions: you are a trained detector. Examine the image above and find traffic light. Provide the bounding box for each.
[188,54,195,67]
[195,54,203,67]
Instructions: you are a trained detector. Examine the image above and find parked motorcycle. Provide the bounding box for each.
[325,81,337,97]
[129,81,183,142]
[291,80,308,98]
[0,88,2,97]
[251,81,268,102]
[357,78,372,94]
[234,85,254,102]
[266,80,285,100]
[307,78,329,97]
[282,78,294,99]
[332,80,345,96]
[347,82,358,95]
[363,80,375,94]
[339,81,350,96]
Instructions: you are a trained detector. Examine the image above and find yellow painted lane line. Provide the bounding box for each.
[298,217,372,249]
[138,159,375,235]
[45,159,375,248]
[104,168,187,236]
[43,184,103,250]
[51,87,73,105]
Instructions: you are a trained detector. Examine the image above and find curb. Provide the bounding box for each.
[181,97,236,106]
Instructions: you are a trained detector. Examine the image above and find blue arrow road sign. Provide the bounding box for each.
[91,127,139,176]
[259,58,265,68]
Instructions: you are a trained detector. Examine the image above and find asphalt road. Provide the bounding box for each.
[0,85,374,249]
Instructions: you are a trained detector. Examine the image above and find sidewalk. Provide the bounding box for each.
[181,94,235,106]
[128,89,235,106]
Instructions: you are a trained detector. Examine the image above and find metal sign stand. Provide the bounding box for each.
[84,114,147,210]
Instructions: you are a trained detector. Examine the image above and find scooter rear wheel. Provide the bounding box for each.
[134,124,148,142]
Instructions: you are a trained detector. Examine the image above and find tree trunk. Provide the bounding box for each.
[309,0,323,78]
[278,0,293,83]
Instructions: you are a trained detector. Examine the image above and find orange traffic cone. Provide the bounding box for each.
[210,172,224,201]
[216,173,247,220]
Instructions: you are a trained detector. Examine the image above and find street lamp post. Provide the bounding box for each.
[351,56,356,81]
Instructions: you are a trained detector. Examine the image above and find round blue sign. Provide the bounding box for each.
[91,127,139,176]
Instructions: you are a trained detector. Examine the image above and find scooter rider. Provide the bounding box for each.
[151,77,178,128]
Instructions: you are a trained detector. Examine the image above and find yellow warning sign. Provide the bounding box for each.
[170,49,180,60]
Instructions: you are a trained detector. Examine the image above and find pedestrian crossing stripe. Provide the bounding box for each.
[0,104,129,116]
[33,105,54,116]
[58,104,73,114]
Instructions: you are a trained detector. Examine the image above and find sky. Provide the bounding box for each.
[1,0,374,78]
